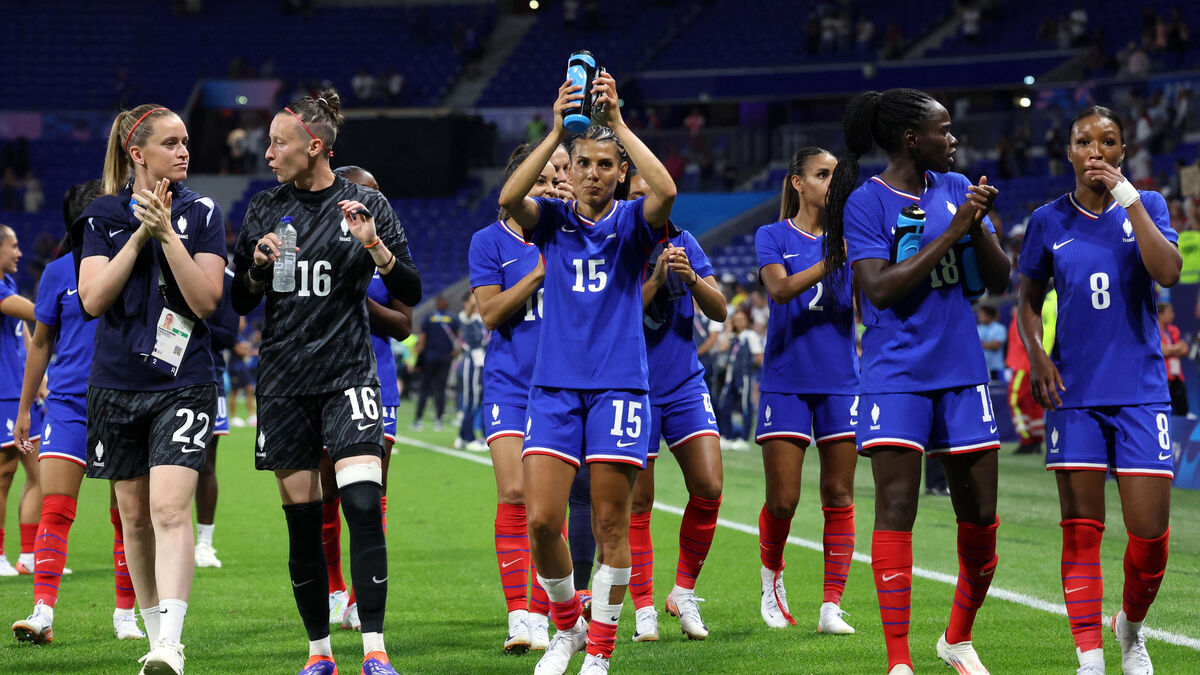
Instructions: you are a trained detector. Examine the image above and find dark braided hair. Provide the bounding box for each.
[823,88,937,274]
[779,147,833,221]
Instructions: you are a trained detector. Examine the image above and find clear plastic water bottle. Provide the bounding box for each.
[272,216,297,293]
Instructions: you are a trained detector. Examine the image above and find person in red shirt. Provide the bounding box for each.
[1005,314,1045,453]
[1158,301,1189,415]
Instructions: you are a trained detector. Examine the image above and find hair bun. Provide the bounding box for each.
[316,88,344,127]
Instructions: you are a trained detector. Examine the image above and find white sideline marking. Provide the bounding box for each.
[397,435,1200,651]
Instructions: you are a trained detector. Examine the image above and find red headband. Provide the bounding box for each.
[124,107,169,152]
[284,106,333,158]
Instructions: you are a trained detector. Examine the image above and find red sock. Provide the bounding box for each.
[529,565,549,615]
[495,503,531,612]
[1061,519,1105,652]
[0,527,5,555]
[946,517,999,644]
[758,504,791,572]
[33,495,76,607]
[549,592,583,631]
[676,495,720,591]
[110,508,136,610]
[321,500,347,594]
[1123,529,1168,623]
[585,618,618,658]
[20,522,36,554]
[628,511,654,609]
[873,530,913,670]
[822,504,855,604]
[380,495,388,534]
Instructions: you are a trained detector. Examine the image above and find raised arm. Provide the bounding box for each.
[499,81,582,231]
[592,72,677,228]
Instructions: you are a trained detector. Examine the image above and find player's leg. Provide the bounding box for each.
[0,446,18,574]
[432,358,450,430]
[15,448,41,574]
[193,438,221,568]
[490,432,533,652]
[628,455,658,641]
[525,453,582,674]
[278,467,337,673]
[568,462,595,591]
[815,395,858,637]
[318,453,348,624]
[666,432,722,640]
[109,483,143,640]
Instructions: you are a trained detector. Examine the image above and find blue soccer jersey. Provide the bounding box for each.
[644,229,712,401]
[367,271,401,407]
[530,197,660,391]
[34,256,95,398]
[755,219,858,395]
[844,171,996,394]
[468,220,543,406]
[0,274,27,399]
[1019,190,1176,408]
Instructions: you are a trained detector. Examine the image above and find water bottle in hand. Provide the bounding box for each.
[273,216,297,293]
[892,205,925,263]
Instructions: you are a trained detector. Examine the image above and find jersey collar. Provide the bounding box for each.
[1067,192,1120,220]
[870,172,931,202]
[499,220,533,246]
[571,200,619,227]
[788,218,820,240]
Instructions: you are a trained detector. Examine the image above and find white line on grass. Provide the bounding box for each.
[396,435,1200,651]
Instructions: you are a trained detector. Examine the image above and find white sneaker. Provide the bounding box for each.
[194,542,222,568]
[1076,648,1106,674]
[247,414,257,426]
[579,653,610,674]
[0,558,17,576]
[341,602,361,631]
[528,612,550,650]
[230,417,247,428]
[760,566,794,628]
[114,608,146,640]
[817,601,855,635]
[328,590,349,624]
[1113,611,1153,675]
[12,601,54,644]
[466,439,489,452]
[453,437,466,449]
[665,588,708,640]
[138,639,185,674]
[1077,664,1106,675]
[534,615,587,675]
[505,609,531,654]
[887,665,914,675]
[936,632,990,674]
[631,606,659,642]
[729,438,751,452]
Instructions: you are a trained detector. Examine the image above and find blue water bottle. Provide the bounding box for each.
[564,50,597,134]
[956,236,985,299]
[892,205,925,263]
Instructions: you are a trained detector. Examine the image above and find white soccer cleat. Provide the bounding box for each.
[760,566,794,628]
[452,437,466,449]
[0,558,17,576]
[630,606,659,642]
[466,439,489,452]
[138,639,185,675]
[193,542,222,568]
[114,608,146,640]
[936,632,990,674]
[1113,611,1153,675]
[817,601,855,635]
[505,609,531,654]
[665,589,708,640]
[528,612,550,650]
[13,601,54,644]
[579,653,610,674]
[887,665,914,675]
[1076,664,1106,675]
[328,590,349,624]
[534,615,587,675]
[341,602,361,631]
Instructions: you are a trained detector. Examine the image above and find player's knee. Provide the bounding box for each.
[150,501,190,530]
[631,492,654,514]
[819,480,853,509]
[591,507,628,547]
[765,498,798,521]
[497,485,525,505]
[691,475,722,502]
[336,458,383,522]
[526,508,562,545]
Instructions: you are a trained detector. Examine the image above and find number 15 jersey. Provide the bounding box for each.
[1019,190,1176,408]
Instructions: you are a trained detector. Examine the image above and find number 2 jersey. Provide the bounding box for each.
[1019,190,1176,408]
[843,170,996,394]
[468,220,542,405]
[234,175,418,397]
[529,197,660,391]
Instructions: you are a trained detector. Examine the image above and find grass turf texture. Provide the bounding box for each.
[2,401,1198,673]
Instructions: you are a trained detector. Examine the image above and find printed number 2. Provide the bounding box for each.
[610,400,643,438]
[571,258,608,292]
[171,408,210,448]
[807,282,824,312]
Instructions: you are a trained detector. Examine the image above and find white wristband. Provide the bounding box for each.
[1110,180,1140,208]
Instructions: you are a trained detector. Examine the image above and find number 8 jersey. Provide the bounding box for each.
[1019,190,1176,407]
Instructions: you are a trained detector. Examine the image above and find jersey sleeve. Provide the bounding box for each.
[371,191,419,276]
[81,215,117,259]
[1018,208,1052,281]
[233,193,268,275]
[681,231,713,279]
[843,189,890,264]
[625,197,660,246]
[755,224,783,269]
[530,197,568,248]
[468,229,503,288]
[1140,190,1178,246]
[33,260,63,326]
[0,276,16,304]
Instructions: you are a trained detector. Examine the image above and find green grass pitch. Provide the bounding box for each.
[2,401,1198,673]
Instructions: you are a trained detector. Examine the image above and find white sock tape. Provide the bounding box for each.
[335,462,382,489]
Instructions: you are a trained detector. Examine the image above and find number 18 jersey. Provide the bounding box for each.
[1019,190,1176,408]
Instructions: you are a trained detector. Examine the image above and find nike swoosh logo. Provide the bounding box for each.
[180,447,202,453]
[561,226,578,232]
[782,253,800,259]
[1158,451,1172,460]
[979,567,995,577]
[1064,586,1086,594]
[605,233,617,240]
[36,559,52,565]
[292,579,314,588]
[501,259,518,268]
[109,229,124,237]
[501,559,520,568]
[66,289,78,296]
[357,421,376,430]
[881,573,904,582]
[1052,238,1075,250]
[989,425,998,433]
[830,552,848,557]
[616,440,638,448]
[118,561,127,567]
[372,576,387,584]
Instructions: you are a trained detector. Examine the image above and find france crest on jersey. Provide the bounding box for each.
[843,171,995,394]
[755,219,858,394]
[529,197,659,391]
[644,228,711,400]
[1019,190,1176,407]
[34,256,95,397]
[469,221,542,405]
[0,274,26,399]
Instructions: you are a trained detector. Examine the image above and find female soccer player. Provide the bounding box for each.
[1016,106,1181,675]
[10,181,145,645]
[231,89,420,675]
[0,223,40,579]
[76,104,227,674]
[754,147,860,636]
[469,143,558,654]
[824,88,1009,675]
[627,171,726,643]
[498,71,676,675]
